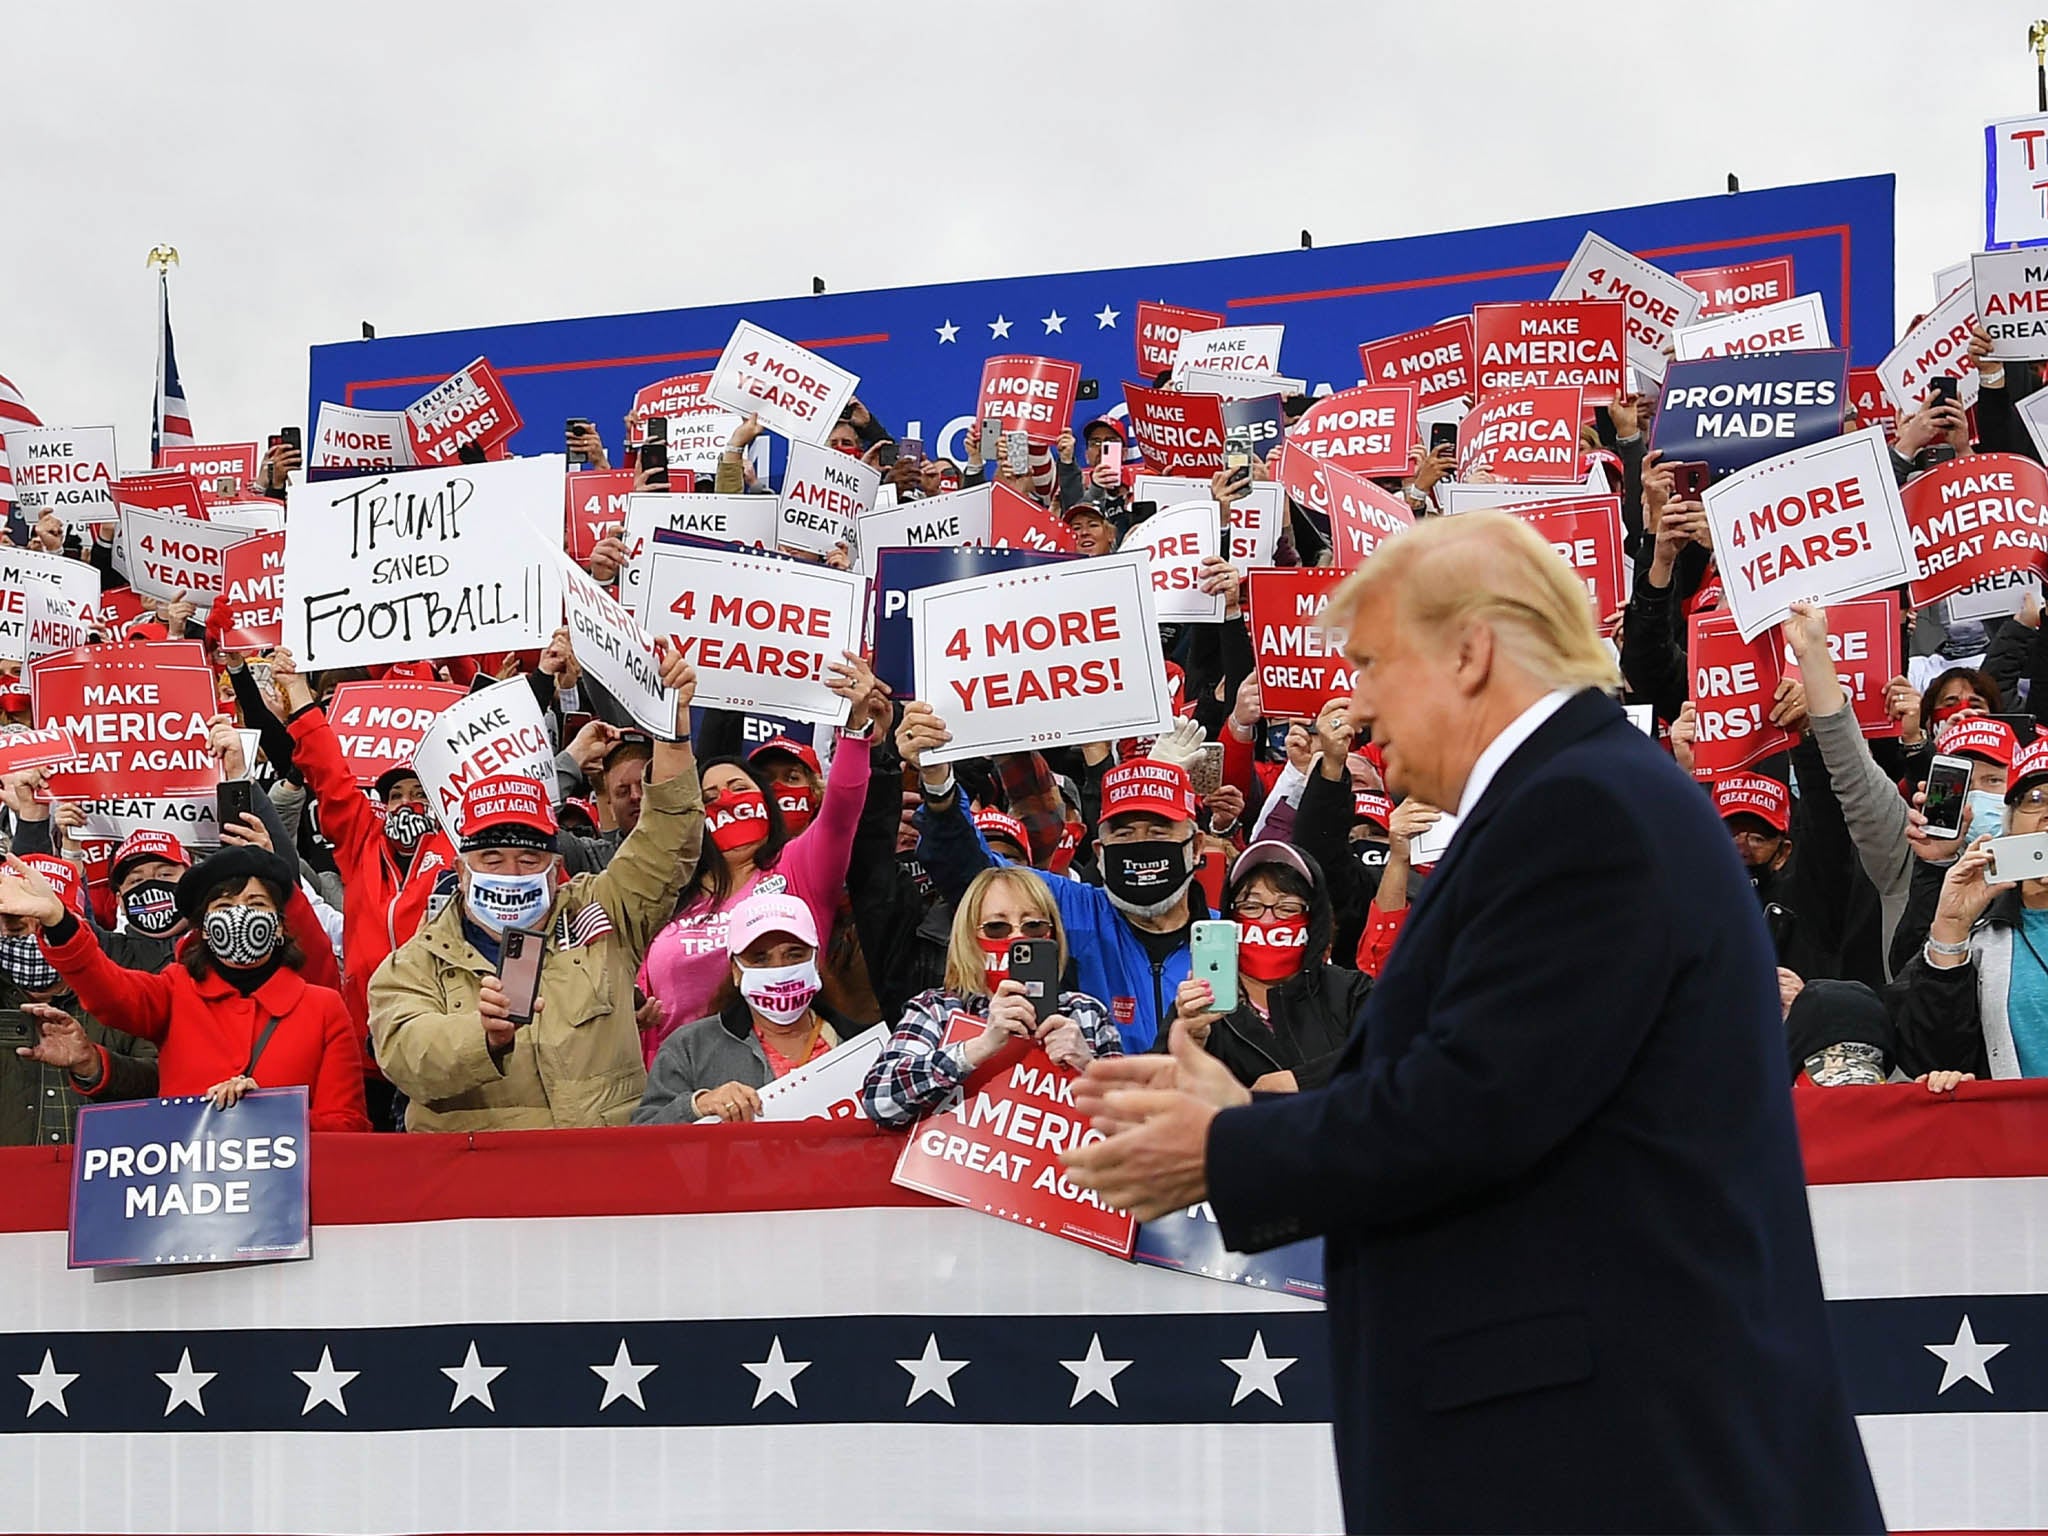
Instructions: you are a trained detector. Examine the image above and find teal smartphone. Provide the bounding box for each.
[1189,919,1239,1014]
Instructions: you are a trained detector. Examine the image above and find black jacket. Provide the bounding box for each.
[1201,962,1369,1090]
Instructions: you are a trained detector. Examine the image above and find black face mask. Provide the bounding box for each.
[123,879,182,937]
[385,804,432,853]
[896,851,935,901]
[1748,861,1781,900]
[1099,837,1194,916]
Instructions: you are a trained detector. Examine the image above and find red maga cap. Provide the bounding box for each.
[20,854,84,918]
[1937,716,2019,770]
[110,829,191,883]
[1100,759,1198,823]
[973,808,1030,852]
[1354,791,1392,829]
[1712,773,1791,832]
[2010,736,2048,801]
[748,735,821,776]
[457,774,558,848]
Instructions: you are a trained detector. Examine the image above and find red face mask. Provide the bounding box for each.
[0,690,29,714]
[1237,916,1308,982]
[834,439,861,457]
[774,784,819,834]
[1046,818,1084,875]
[707,788,771,852]
[1931,698,1979,725]
[977,936,1012,978]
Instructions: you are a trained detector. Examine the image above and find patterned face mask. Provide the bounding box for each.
[202,905,280,968]
[122,879,182,937]
[384,804,433,852]
[1804,1040,1886,1087]
[0,932,59,994]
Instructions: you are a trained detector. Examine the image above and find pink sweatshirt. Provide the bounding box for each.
[636,732,870,1063]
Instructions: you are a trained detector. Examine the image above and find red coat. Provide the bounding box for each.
[51,920,368,1131]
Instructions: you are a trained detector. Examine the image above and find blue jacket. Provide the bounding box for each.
[1206,690,1880,1534]
[915,790,1192,1052]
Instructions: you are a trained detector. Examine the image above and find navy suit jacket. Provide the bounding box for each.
[1207,690,1881,1534]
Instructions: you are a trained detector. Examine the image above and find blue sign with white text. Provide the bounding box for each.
[871,546,1073,697]
[1650,348,1850,480]
[68,1088,311,1269]
[1134,1202,1325,1300]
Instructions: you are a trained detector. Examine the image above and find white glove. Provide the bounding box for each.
[1147,717,1207,770]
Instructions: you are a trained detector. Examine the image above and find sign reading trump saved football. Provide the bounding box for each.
[889,1014,1136,1258]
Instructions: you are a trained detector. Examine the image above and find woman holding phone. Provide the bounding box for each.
[861,866,1120,1127]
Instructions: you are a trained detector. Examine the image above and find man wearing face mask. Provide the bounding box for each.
[910,721,1209,1052]
[1710,774,1831,985]
[368,649,705,1131]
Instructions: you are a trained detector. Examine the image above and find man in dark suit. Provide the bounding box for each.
[1065,511,1881,1534]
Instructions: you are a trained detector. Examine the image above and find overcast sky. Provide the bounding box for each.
[5,0,2036,462]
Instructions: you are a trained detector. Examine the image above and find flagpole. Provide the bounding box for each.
[146,244,177,468]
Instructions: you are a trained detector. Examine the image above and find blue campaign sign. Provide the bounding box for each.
[69,1088,311,1269]
[310,177,1894,478]
[1133,1202,1326,1301]
[1650,348,1850,479]
[871,546,1073,697]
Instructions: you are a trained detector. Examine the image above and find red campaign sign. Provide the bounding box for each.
[0,726,80,778]
[1287,385,1416,478]
[212,531,286,651]
[89,586,152,633]
[1275,440,1331,524]
[405,357,524,467]
[156,443,260,503]
[29,640,220,799]
[565,470,634,565]
[1687,610,1793,779]
[1358,318,1475,410]
[1781,593,1901,740]
[113,471,207,522]
[1456,387,1583,483]
[629,373,715,445]
[977,356,1083,446]
[1247,569,1352,719]
[988,483,1077,554]
[327,679,471,786]
[1511,495,1626,618]
[1847,367,1897,439]
[1135,301,1224,379]
[1322,457,1413,570]
[1121,382,1227,475]
[1678,256,1796,318]
[888,1012,1136,1259]
[1472,300,1626,404]
[1902,453,2048,607]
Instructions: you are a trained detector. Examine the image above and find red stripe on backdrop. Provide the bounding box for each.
[0,1120,932,1235]
[1796,1077,2048,1184]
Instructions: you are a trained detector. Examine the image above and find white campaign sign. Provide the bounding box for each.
[639,542,860,725]
[1987,113,2048,248]
[282,455,563,671]
[618,493,780,620]
[76,796,224,848]
[2017,381,2048,463]
[0,548,100,656]
[6,426,117,525]
[1133,475,1283,569]
[749,1026,885,1123]
[310,402,417,471]
[1119,500,1225,623]
[1173,367,1306,400]
[854,483,992,576]
[1171,325,1284,382]
[205,501,285,534]
[1878,281,1980,412]
[777,440,880,556]
[1441,471,1611,516]
[11,589,91,665]
[1702,428,1919,642]
[1671,295,1832,361]
[909,552,1172,763]
[409,677,558,832]
[119,505,250,613]
[704,322,858,447]
[554,551,677,740]
[1549,231,1702,382]
[1973,248,2048,362]
[1947,566,2041,623]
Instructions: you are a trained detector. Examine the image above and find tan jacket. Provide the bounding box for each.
[367,764,704,1132]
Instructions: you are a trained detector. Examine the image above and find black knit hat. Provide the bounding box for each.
[175,846,296,924]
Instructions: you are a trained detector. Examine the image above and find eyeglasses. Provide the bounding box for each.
[1729,828,1783,848]
[2014,787,2048,816]
[978,918,1054,941]
[1233,898,1308,920]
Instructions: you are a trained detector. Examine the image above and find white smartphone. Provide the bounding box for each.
[1922,753,1974,839]
[1988,832,2048,885]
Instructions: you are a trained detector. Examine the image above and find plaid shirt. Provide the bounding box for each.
[860,988,1122,1128]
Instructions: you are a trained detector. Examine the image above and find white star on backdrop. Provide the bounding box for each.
[897,1334,969,1406]
[1095,305,1120,328]
[441,1341,507,1412]
[1222,1331,1297,1406]
[156,1348,215,1417]
[988,316,1013,340]
[19,1349,77,1418]
[292,1346,357,1417]
[591,1338,658,1410]
[742,1336,812,1408]
[1926,1315,2009,1395]
[1059,1333,1132,1408]
[935,320,959,344]
[1042,310,1066,334]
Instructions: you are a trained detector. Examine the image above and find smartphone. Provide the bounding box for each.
[1988,832,2048,885]
[874,440,900,470]
[1188,741,1224,800]
[215,779,255,831]
[280,426,301,455]
[1669,460,1710,500]
[565,417,592,470]
[1189,919,1240,1014]
[1006,938,1059,1025]
[1076,377,1100,401]
[981,415,1004,461]
[1003,431,1032,476]
[1915,445,1958,472]
[266,433,283,452]
[497,930,544,1026]
[1992,712,2039,745]
[899,435,923,464]
[1429,420,1459,455]
[0,1009,34,1048]
[1192,848,1228,914]
[1922,753,1974,839]
[1929,375,1960,407]
[641,416,670,490]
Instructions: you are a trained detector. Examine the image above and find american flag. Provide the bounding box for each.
[0,371,42,516]
[152,275,193,464]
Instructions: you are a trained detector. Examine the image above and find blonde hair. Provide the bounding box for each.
[944,866,1068,997]
[1321,510,1620,693]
